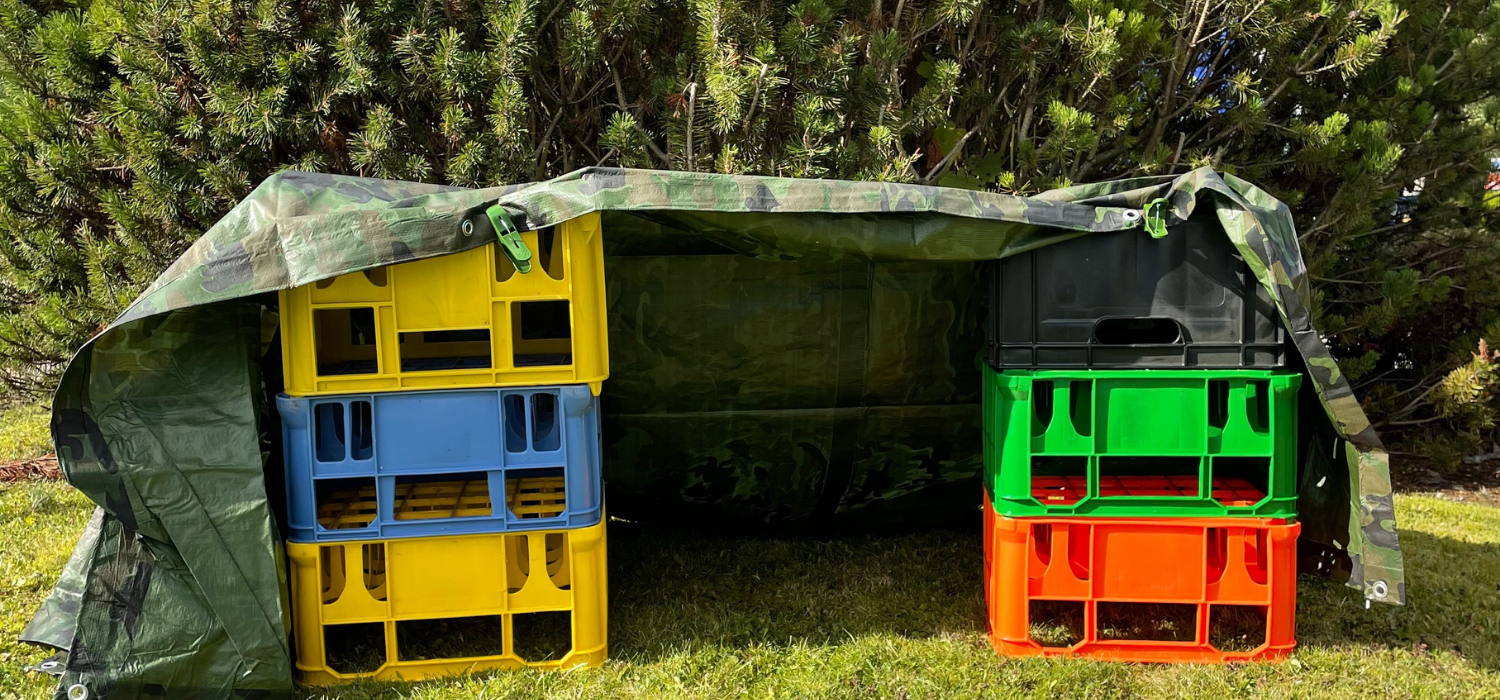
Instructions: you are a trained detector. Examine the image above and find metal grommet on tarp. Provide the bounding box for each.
[22,651,67,677]
[67,684,89,700]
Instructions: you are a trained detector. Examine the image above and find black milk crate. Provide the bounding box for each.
[988,216,1286,369]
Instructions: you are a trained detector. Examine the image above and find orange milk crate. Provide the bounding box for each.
[983,498,1298,663]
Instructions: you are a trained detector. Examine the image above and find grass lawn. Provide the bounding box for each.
[2,481,1498,699]
[0,402,50,466]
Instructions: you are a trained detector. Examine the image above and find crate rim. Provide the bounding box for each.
[992,368,1300,380]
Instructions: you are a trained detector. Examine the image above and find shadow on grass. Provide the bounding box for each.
[606,521,1500,672]
[606,521,988,661]
[310,512,1500,693]
[1296,529,1500,670]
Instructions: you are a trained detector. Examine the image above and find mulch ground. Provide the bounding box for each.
[0,454,59,483]
[1391,453,1500,508]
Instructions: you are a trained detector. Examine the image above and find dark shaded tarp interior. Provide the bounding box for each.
[22,167,1403,699]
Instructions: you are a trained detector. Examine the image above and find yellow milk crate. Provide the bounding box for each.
[279,212,607,396]
[285,518,607,684]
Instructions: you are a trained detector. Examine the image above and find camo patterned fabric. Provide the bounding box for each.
[29,167,1403,699]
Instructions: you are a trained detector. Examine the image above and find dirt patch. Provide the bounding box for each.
[1391,453,1500,508]
[0,454,60,482]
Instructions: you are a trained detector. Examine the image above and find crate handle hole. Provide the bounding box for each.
[1092,317,1183,345]
[1207,379,1230,429]
[536,227,565,281]
[1247,529,1269,585]
[361,543,387,600]
[314,403,346,462]
[1205,527,1228,584]
[1067,381,1092,437]
[1065,524,1091,580]
[319,546,346,604]
[350,401,373,460]
[1030,381,1054,437]
[1031,523,1053,567]
[543,532,569,586]
[1246,380,1271,432]
[531,393,561,451]
[503,394,529,452]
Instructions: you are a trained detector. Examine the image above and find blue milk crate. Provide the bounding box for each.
[279,385,603,543]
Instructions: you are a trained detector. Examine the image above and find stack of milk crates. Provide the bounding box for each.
[982,214,1301,663]
[276,212,610,684]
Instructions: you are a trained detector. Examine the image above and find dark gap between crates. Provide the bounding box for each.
[323,622,386,674]
[1096,602,1199,643]
[1028,600,1086,648]
[513,300,572,367]
[1207,605,1269,652]
[397,615,509,661]
[392,472,494,521]
[314,478,377,530]
[314,307,379,376]
[511,611,574,662]
[398,329,493,372]
[505,468,568,520]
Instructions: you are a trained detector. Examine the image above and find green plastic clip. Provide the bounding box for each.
[485,204,533,273]
[1142,198,1170,239]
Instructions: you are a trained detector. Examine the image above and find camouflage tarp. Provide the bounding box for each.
[26,167,1403,699]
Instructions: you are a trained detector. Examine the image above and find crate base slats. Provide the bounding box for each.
[313,477,569,528]
[1030,475,1268,507]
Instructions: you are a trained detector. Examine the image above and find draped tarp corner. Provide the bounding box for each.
[24,167,1402,699]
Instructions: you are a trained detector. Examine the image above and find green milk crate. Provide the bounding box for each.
[983,368,1300,519]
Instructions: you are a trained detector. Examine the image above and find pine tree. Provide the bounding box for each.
[0,0,1497,454]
